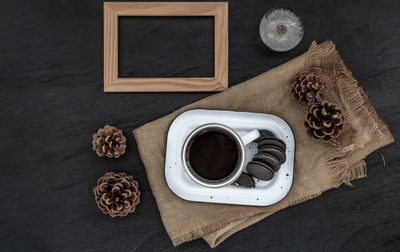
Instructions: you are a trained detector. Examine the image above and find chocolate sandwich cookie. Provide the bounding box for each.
[246,161,274,181]
[233,172,255,188]
[258,138,286,153]
[252,153,281,172]
[255,130,275,143]
[258,146,286,164]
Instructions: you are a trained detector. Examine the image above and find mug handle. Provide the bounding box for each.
[240,129,260,146]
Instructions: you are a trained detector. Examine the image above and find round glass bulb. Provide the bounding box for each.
[259,8,304,52]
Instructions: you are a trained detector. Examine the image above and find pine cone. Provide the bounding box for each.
[93,172,140,217]
[92,125,126,158]
[305,101,344,141]
[292,70,325,105]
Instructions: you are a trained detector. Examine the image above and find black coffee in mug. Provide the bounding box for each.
[188,130,239,181]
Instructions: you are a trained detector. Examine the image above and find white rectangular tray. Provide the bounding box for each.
[165,109,295,206]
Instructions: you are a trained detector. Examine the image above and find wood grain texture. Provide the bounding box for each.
[104,2,228,92]
[104,3,118,91]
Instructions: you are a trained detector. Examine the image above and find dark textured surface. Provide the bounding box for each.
[0,0,399,251]
[119,16,214,77]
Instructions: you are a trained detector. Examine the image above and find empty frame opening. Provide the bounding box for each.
[118,16,215,78]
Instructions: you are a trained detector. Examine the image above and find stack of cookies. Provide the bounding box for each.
[234,130,287,188]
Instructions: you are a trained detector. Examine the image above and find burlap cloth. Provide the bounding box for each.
[133,41,394,248]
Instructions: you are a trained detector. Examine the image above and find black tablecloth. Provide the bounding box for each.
[1,0,399,251]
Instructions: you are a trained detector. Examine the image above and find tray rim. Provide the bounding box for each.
[165,109,295,206]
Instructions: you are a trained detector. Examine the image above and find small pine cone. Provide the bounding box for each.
[292,70,326,105]
[93,172,140,217]
[305,101,344,141]
[92,125,126,158]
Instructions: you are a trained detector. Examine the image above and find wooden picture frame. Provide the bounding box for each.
[104,2,228,92]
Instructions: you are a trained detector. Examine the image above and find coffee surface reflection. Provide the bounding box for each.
[188,130,239,181]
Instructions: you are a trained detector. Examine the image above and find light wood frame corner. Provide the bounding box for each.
[104,2,228,92]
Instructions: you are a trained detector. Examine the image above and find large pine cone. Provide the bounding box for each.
[93,172,140,217]
[292,70,326,105]
[92,125,126,158]
[305,101,344,141]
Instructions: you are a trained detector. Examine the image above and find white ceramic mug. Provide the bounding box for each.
[182,123,260,187]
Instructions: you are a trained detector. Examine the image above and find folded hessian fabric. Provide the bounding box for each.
[133,41,394,248]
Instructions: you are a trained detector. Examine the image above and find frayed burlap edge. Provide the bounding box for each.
[305,41,393,188]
